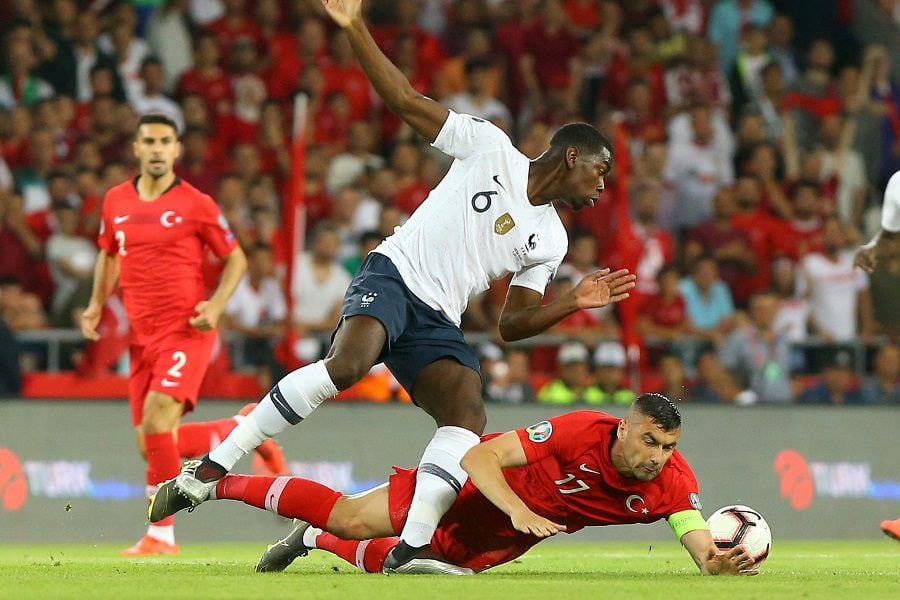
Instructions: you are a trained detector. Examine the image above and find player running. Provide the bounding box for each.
[153,0,635,571]
[152,395,756,575]
[80,113,267,556]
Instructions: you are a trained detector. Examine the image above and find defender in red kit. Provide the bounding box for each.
[81,114,249,556]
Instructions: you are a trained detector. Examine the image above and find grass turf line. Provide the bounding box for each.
[1,540,898,600]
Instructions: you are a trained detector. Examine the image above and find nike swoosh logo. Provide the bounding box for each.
[161,378,179,387]
[492,174,505,191]
[579,463,601,475]
[114,215,130,224]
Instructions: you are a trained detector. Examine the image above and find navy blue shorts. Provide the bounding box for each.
[337,252,480,397]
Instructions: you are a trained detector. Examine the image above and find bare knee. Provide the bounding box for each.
[142,392,182,434]
[324,355,373,391]
[326,499,378,540]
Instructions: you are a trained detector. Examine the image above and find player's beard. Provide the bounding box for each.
[145,161,171,180]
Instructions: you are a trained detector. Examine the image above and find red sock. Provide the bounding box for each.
[215,474,341,529]
[145,431,180,527]
[176,418,238,458]
[316,533,398,573]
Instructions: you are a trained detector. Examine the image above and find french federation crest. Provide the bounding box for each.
[526,421,553,443]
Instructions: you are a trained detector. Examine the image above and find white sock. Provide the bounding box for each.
[303,526,322,549]
[146,524,175,545]
[400,426,480,548]
[209,361,338,470]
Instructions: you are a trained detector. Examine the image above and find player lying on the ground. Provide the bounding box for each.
[151,394,758,575]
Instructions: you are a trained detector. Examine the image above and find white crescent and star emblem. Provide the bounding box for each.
[160,210,183,227]
[626,494,649,514]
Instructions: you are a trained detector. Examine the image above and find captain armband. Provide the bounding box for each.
[668,510,709,539]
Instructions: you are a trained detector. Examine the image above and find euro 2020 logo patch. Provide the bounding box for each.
[526,421,553,443]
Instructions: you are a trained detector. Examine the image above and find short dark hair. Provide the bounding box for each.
[549,123,613,161]
[794,179,819,195]
[135,113,178,137]
[633,393,682,431]
[248,242,273,256]
[359,230,384,246]
[656,263,681,281]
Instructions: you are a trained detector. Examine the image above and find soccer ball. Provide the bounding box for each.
[706,505,772,568]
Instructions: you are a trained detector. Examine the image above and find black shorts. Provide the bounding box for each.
[337,252,480,396]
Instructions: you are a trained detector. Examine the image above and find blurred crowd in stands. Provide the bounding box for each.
[0,0,898,404]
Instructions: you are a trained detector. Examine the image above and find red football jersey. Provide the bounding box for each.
[427,411,701,570]
[97,178,238,345]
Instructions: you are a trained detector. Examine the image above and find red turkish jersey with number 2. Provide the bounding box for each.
[97,178,237,345]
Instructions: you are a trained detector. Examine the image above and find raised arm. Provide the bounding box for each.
[321,0,449,143]
[498,268,635,341]
[460,431,566,538]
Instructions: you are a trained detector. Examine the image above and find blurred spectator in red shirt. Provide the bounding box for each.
[780,180,824,260]
[622,79,667,154]
[206,0,262,62]
[730,174,782,297]
[177,126,221,195]
[604,26,666,112]
[637,264,691,355]
[609,181,674,300]
[267,18,328,101]
[494,0,539,115]
[685,186,758,303]
[390,141,430,215]
[176,33,233,115]
[520,0,581,97]
[665,36,732,115]
[216,70,266,149]
[322,31,374,122]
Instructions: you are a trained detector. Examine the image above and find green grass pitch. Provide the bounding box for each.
[2,540,898,599]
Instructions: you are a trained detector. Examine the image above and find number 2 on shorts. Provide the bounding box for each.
[167,351,187,379]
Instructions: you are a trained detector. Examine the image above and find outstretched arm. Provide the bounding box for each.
[321,0,448,142]
[461,432,566,538]
[498,268,635,341]
[680,529,758,576]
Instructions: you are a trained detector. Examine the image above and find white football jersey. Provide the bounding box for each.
[883,170,900,232]
[375,111,568,325]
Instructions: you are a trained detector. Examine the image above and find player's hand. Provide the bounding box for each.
[573,268,636,310]
[854,245,877,273]
[321,0,363,28]
[510,509,567,538]
[189,300,222,331]
[705,546,759,576]
[80,302,102,341]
